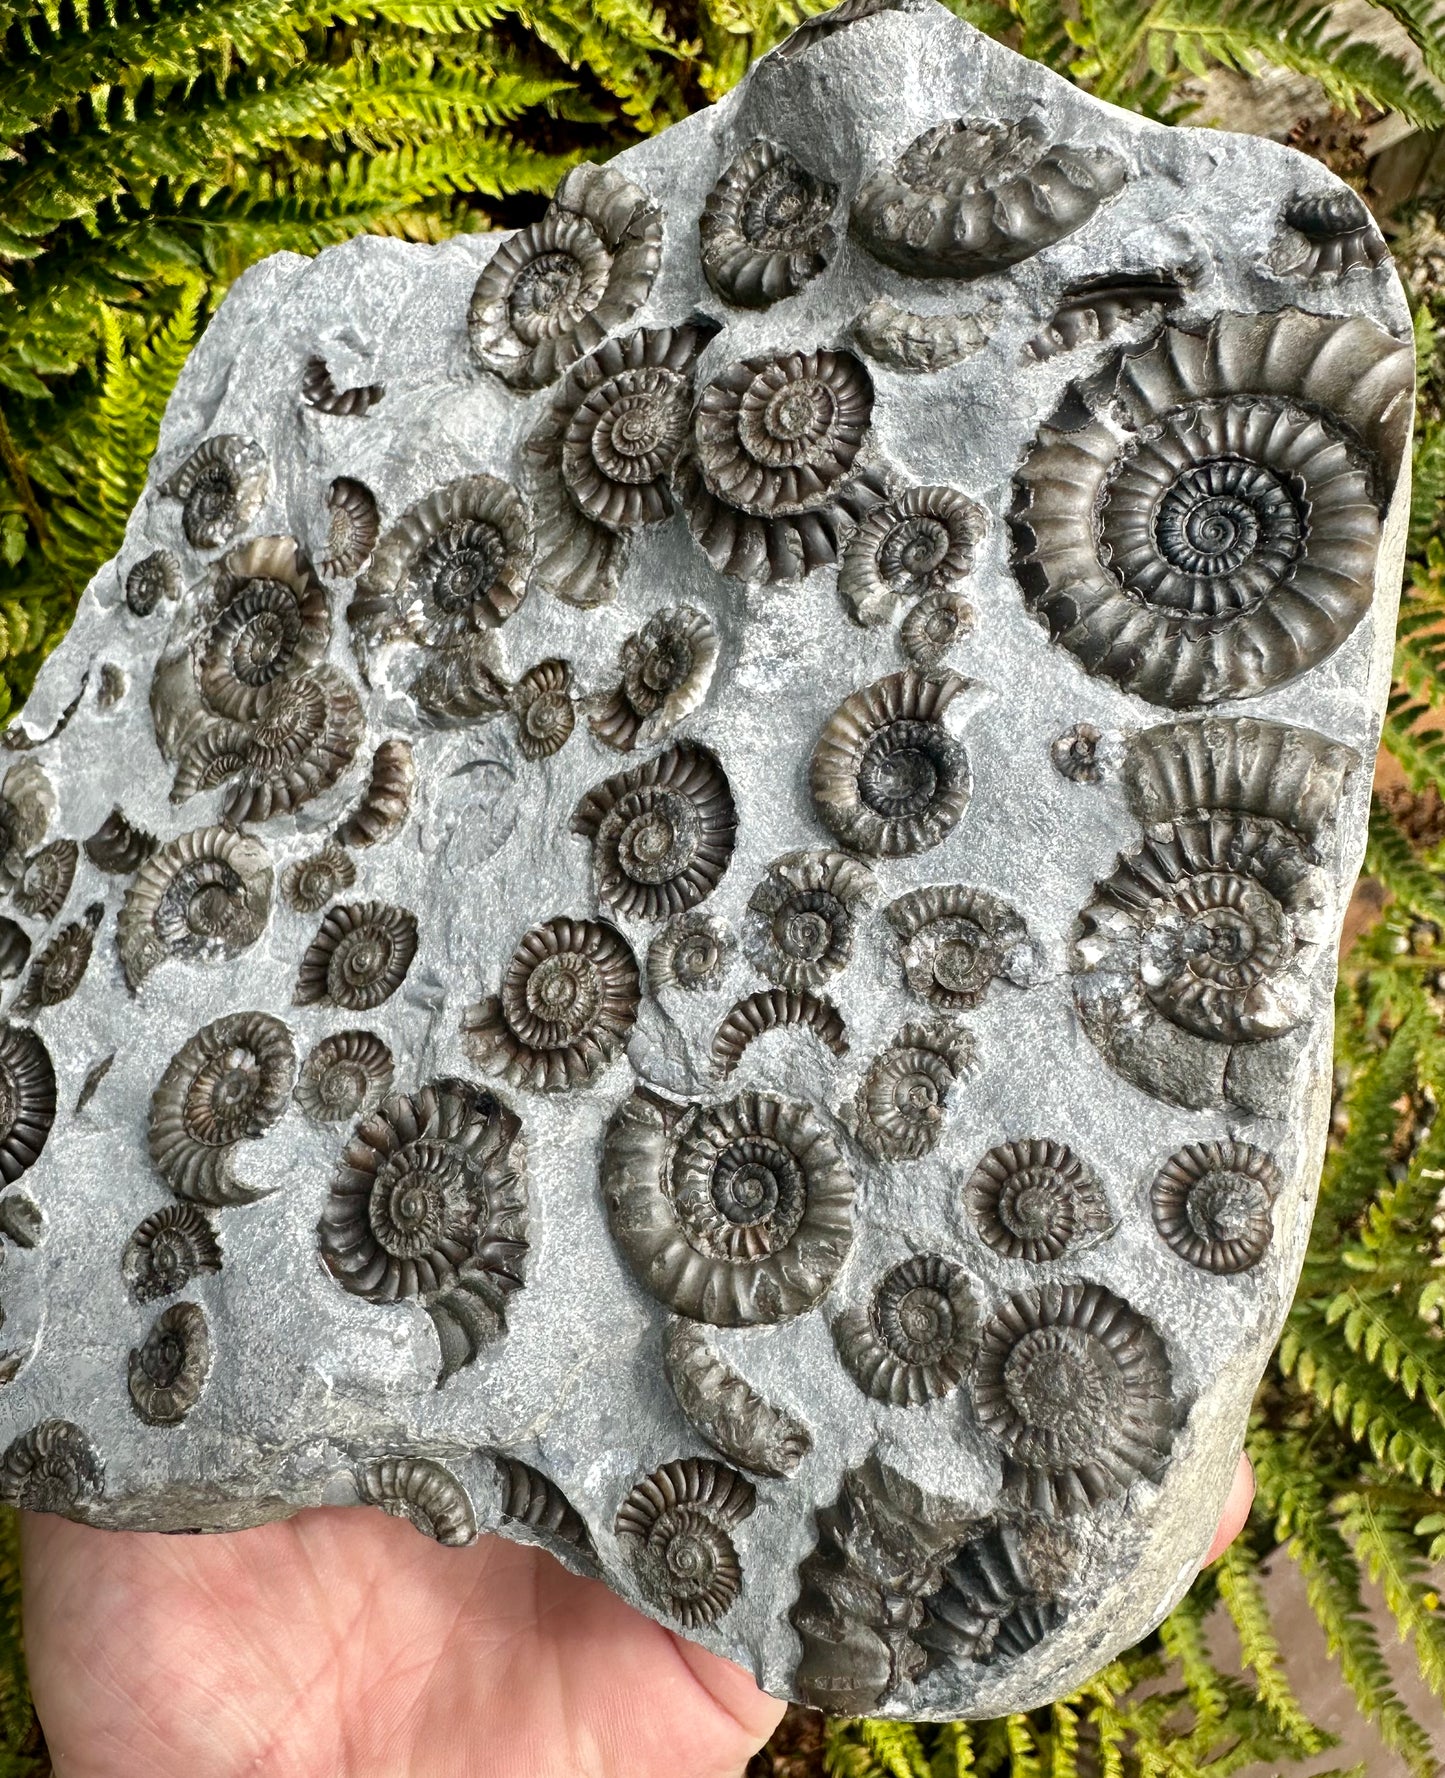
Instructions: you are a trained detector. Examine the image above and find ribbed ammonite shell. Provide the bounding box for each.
[1151,1140,1279,1273]
[128,1301,211,1426]
[852,298,991,375]
[900,588,975,668]
[193,534,331,723]
[711,988,849,1079]
[511,659,576,760]
[280,841,356,914]
[1277,188,1388,276]
[965,1141,1115,1264]
[354,1456,476,1545]
[919,1519,1074,1668]
[0,1420,103,1516]
[84,808,156,876]
[13,838,77,921]
[301,356,384,418]
[603,1089,856,1325]
[293,900,418,1012]
[699,139,838,308]
[590,605,720,753]
[614,1458,756,1628]
[837,486,984,627]
[661,1319,813,1478]
[648,911,736,994]
[148,1011,296,1206]
[161,435,268,549]
[496,1456,597,1558]
[850,1022,974,1162]
[973,1281,1175,1516]
[12,903,103,1017]
[0,1023,56,1184]
[116,825,273,989]
[335,738,414,849]
[468,162,663,390]
[743,850,876,991]
[1050,722,1125,785]
[1020,271,1187,364]
[461,916,641,1093]
[320,476,380,579]
[294,1030,394,1125]
[776,0,898,56]
[886,884,1042,1012]
[834,1254,980,1405]
[121,1203,223,1303]
[125,549,180,617]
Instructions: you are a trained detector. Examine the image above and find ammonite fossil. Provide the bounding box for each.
[699,139,838,308]
[468,161,663,390]
[353,1457,476,1545]
[496,1456,596,1558]
[973,1281,1175,1515]
[97,663,127,707]
[811,669,973,857]
[316,1077,528,1382]
[1021,271,1186,363]
[837,487,984,627]
[1277,189,1388,276]
[744,850,876,991]
[777,0,901,55]
[121,1203,223,1303]
[189,534,331,725]
[128,1301,211,1426]
[851,298,991,374]
[614,1458,756,1629]
[335,739,414,849]
[572,742,737,921]
[0,1189,41,1249]
[13,838,78,921]
[0,761,54,885]
[461,916,641,1093]
[1151,1140,1279,1274]
[294,1030,395,1124]
[711,988,848,1078]
[280,841,356,914]
[885,884,1043,1012]
[148,1011,296,1206]
[834,1254,980,1406]
[409,634,510,725]
[965,1141,1115,1264]
[302,355,384,417]
[849,1022,974,1162]
[900,589,975,668]
[125,549,180,617]
[320,477,381,579]
[1010,307,1412,706]
[647,911,736,994]
[852,116,1127,279]
[116,825,272,989]
[83,808,156,876]
[0,920,28,982]
[919,1519,1074,1668]
[0,1420,103,1516]
[511,659,576,760]
[160,435,268,549]
[603,1089,855,1325]
[1050,722,1125,785]
[0,1023,56,1184]
[293,900,418,1012]
[661,1319,812,1478]
[589,605,720,753]
[12,903,103,1016]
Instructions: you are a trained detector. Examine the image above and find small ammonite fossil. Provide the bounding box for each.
[125,549,180,617]
[13,838,78,921]
[84,808,156,876]
[0,1188,41,1250]
[851,297,991,374]
[1050,723,1125,785]
[280,841,356,914]
[919,1519,1075,1668]
[496,1457,596,1558]
[117,825,273,990]
[0,1420,103,1516]
[461,916,641,1093]
[293,900,418,1012]
[295,1030,395,1125]
[900,589,975,668]
[0,760,54,889]
[12,903,103,1016]
[335,739,415,849]
[589,606,720,753]
[468,161,663,390]
[1151,1140,1280,1274]
[1021,271,1187,363]
[711,988,849,1079]
[511,659,576,760]
[1277,188,1388,277]
[811,669,973,857]
[834,1254,980,1406]
[647,911,736,994]
[160,435,268,550]
[121,1203,223,1303]
[885,884,1043,1012]
[128,1301,211,1426]
[353,1457,476,1545]
[320,476,380,578]
[603,1088,856,1325]
[148,1011,296,1206]
[572,742,738,921]
[837,487,984,628]
[849,1022,974,1162]
[965,1141,1115,1264]
[614,1458,756,1629]
[699,138,838,309]
[184,534,331,726]
[0,1022,57,1184]
[97,662,127,707]
[743,850,876,992]
[973,1280,1175,1516]
[301,355,385,417]
[661,1320,812,1478]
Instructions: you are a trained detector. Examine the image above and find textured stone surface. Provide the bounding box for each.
[0,0,1413,1719]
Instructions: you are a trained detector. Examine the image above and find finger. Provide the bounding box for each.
[1204,1452,1255,1565]
[668,1637,787,1776]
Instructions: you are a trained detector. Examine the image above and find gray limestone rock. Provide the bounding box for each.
[0,0,1412,1720]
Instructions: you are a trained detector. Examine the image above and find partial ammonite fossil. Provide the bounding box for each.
[1050,723,1125,785]
[973,1280,1176,1516]
[84,808,156,876]
[776,0,902,56]
[614,1458,756,1629]
[1010,307,1413,707]
[125,549,180,617]
[0,761,55,886]
[496,1457,596,1558]
[409,634,510,725]
[12,903,103,1017]
[148,1011,296,1206]
[838,487,984,627]
[603,1088,855,1325]
[919,1519,1075,1668]
[711,988,848,1079]
[1021,270,1186,363]
[511,660,576,759]
[461,916,641,1093]
[647,911,736,994]
[834,1254,980,1406]
[965,1141,1114,1264]
[97,663,127,707]
[744,851,876,991]
[851,298,991,374]
[182,533,331,728]
[13,838,77,921]
[121,1203,223,1303]
[128,1301,211,1426]
[354,1457,476,1545]
[302,355,384,417]
[1276,189,1388,277]
[885,885,1044,1012]
[699,139,838,308]
[316,1077,528,1382]
[468,161,663,390]
[849,1022,974,1162]
[811,669,973,857]
[320,477,380,579]
[294,900,418,1011]
[161,435,268,549]
[572,742,737,921]
[116,825,272,989]
[0,1420,103,1516]
[1151,1140,1279,1274]
[0,1023,56,1184]
[900,589,974,668]
[661,1320,812,1478]
[589,606,720,752]
[0,920,28,983]
[280,841,356,914]
[295,1030,395,1125]
[0,1189,41,1250]
[336,739,414,849]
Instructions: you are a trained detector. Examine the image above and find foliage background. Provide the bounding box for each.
[6,0,1445,1772]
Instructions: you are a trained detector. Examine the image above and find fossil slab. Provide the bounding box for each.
[0,0,1411,1720]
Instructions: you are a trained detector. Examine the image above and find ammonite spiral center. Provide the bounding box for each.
[183,1049,262,1145]
[674,1121,809,1262]
[737,374,837,468]
[147,1231,188,1287]
[509,250,586,333]
[594,393,684,479]
[1171,874,1287,987]
[1186,1170,1271,1242]
[189,467,234,524]
[651,1508,727,1598]
[318,1061,367,1113]
[674,933,719,979]
[210,582,302,687]
[155,863,246,951]
[184,880,239,936]
[524,954,603,1035]
[998,1171,1069,1240]
[333,930,393,991]
[1152,458,1302,586]
[926,920,991,995]
[417,522,506,615]
[879,1283,954,1362]
[146,1332,187,1387]
[857,722,944,817]
[617,793,700,885]
[1003,1327,1120,1456]
[880,516,949,583]
[369,1141,470,1260]
[523,692,571,741]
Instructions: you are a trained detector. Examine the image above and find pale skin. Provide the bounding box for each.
[18,1451,1255,1778]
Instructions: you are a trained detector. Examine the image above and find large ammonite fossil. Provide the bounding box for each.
[160,435,268,550]
[192,534,331,722]
[850,1021,974,1162]
[1151,1140,1280,1274]
[833,1253,980,1405]
[116,825,273,990]
[317,1077,528,1382]
[1010,307,1412,706]
[965,1140,1115,1264]
[614,1458,756,1629]
[293,900,418,1012]
[602,1089,855,1325]
[699,139,838,308]
[147,1011,296,1206]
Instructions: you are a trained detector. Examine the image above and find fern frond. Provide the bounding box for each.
[1341,1494,1445,1704]
[1216,1539,1330,1754]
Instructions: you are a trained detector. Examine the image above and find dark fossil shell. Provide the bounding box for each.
[161,435,268,550]
[468,161,663,390]
[1151,1140,1279,1273]
[965,1141,1114,1264]
[573,742,737,921]
[125,549,180,617]
[1050,722,1124,785]
[192,534,332,724]
[662,1319,812,1478]
[0,1024,56,1184]
[511,659,576,760]
[354,1456,475,1545]
[744,849,876,991]
[97,662,127,707]
[712,988,848,1079]
[0,761,54,887]
[409,635,511,725]
[811,669,972,857]
[1021,271,1186,363]
[295,1029,394,1124]
[12,903,103,1017]
[0,1189,41,1248]
[614,1458,756,1629]
[0,1420,103,1516]
[648,911,736,994]
[834,1254,980,1405]
[0,920,27,982]
[321,477,380,579]
[496,1456,596,1557]
[590,606,720,753]
[461,915,641,1093]
[280,841,356,914]
[973,1280,1175,1516]
[302,355,384,417]
[84,808,157,876]
[603,1088,856,1325]
[121,1203,223,1303]
[294,900,418,1011]
[148,1011,296,1206]
[74,1054,113,1114]
[13,838,78,921]
[919,1519,1075,1668]
[128,1301,211,1426]
[117,825,272,989]
[1278,188,1388,276]
[849,1022,974,1162]
[851,298,990,374]
[317,1077,528,1383]
[699,139,838,309]
[777,0,903,55]
[336,739,414,849]
[838,487,984,627]
[899,589,975,668]
[885,884,1043,1012]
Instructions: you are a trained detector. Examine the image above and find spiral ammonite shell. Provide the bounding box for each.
[838,486,984,627]
[1277,189,1388,276]
[1151,1140,1279,1273]
[280,841,356,914]
[744,850,876,991]
[354,1456,476,1545]
[321,476,380,579]
[590,606,720,753]
[0,1023,56,1184]
[84,808,156,876]
[920,1519,1074,1667]
[662,1320,813,1478]
[409,634,511,725]
[0,761,54,888]
[294,900,418,1012]
[295,1030,395,1125]
[603,1089,855,1325]
[128,1301,211,1426]
[161,435,268,549]
[121,1203,223,1303]
[886,885,1044,1013]
[834,1254,980,1405]
[461,916,641,1093]
[117,826,273,989]
[850,1022,974,1162]
[302,356,384,417]
[973,1280,1175,1515]
[126,550,180,617]
[13,838,77,921]
[12,904,103,1017]
[699,139,838,308]
[648,911,736,994]
[148,1012,296,1205]
[614,1458,756,1629]
[195,535,331,723]
[811,670,973,857]
[511,659,576,760]
[900,588,975,668]
[0,1420,103,1516]
[1051,723,1125,784]
[711,988,849,1079]
[966,1141,1115,1264]
[335,739,414,849]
